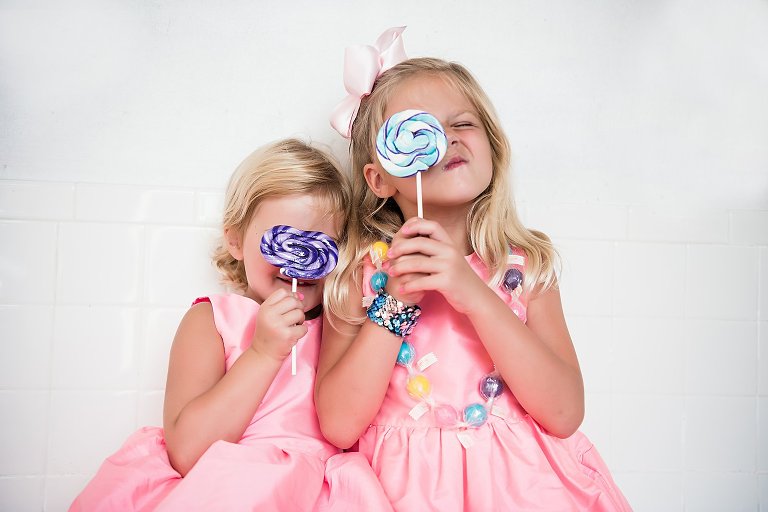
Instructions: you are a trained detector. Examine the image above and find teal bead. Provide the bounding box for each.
[371,271,388,292]
[397,341,415,366]
[463,403,488,427]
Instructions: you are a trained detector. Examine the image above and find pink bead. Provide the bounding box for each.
[433,404,459,427]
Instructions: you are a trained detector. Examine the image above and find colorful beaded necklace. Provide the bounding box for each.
[367,241,526,444]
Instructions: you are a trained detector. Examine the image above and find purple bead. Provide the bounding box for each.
[479,373,505,400]
[502,268,523,293]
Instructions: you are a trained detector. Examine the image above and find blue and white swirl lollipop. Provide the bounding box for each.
[260,224,338,374]
[376,110,448,218]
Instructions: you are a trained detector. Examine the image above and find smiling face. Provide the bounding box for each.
[364,74,494,218]
[225,193,340,310]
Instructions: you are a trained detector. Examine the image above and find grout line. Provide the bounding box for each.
[41,221,62,509]
[681,242,689,508]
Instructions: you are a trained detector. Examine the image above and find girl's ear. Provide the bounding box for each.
[363,163,397,198]
[225,228,244,261]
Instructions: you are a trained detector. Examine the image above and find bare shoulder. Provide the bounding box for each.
[164,301,225,427]
[174,301,221,344]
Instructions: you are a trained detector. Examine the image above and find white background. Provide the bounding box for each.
[1,1,767,510]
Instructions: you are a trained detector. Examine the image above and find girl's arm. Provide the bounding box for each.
[164,290,305,476]
[463,282,583,438]
[388,218,584,438]
[315,280,402,449]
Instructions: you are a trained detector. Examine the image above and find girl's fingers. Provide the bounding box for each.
[387,254,442,277]
[282,308,306,327]
[399,217,451,243]
[288,323,309,341]
[388,236,445,259]
[269,294,305,315]
[263,287,291,305]
[399,273,444,295]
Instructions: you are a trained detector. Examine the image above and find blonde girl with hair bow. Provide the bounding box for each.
[317,28,632,511]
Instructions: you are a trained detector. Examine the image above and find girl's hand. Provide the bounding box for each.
[250,288,307,362]
[385,217,489,314]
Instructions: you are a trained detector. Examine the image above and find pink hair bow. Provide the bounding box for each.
[330,26,408,138]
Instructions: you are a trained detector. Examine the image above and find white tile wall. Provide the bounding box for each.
[0,476,45,512]
[685,245,759,321]
[761,249,768,323]
[1,2,767,510]
[761,324,768,396]
[612,318,686,394]
[0,391,49,475]
[685,320,757,395]
[46,391,138,475]
[683,472,759,512]
[615,472,683,512]
[684,397,756,472]
[613,242,686,318]
[612,395,684,472]
[0,221,58,303]
[56,222,143,304]
[0,306,54,389]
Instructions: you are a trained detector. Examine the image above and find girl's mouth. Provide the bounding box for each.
[442,156,466,171]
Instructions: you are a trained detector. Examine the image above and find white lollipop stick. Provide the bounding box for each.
[416,172,423,219]
[291,278,297,375]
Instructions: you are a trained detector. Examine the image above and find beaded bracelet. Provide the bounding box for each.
[365,240,422,337]
[367,290,422,337]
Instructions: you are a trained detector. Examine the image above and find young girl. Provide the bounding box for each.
[317,30,632,511]
[71,139,392,511]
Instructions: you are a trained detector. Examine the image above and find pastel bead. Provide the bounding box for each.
[406,374,431,400]
[502,268,523,293]
[371,241,389,263]
[463,403,488,427]
[434,404,459,427]
[371,271,388,292]
[479,374,505,400]
[397,341,415,366]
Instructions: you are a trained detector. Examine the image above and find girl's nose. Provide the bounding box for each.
[445,128,459,146]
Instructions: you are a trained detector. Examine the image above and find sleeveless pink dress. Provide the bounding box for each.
[359,250,632,511]
[70,294,392,512]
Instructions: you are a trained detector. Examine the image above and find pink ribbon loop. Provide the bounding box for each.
[330,26,408,138]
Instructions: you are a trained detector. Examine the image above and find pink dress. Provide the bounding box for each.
[70,294,392,512]
[359,251,632,511]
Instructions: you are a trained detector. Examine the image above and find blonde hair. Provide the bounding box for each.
[327,57,558,325]
[213,138,350,314]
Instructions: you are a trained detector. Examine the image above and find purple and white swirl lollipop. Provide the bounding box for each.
[260,225,338,375]
[260,225,338,281]
[376,110,448,218]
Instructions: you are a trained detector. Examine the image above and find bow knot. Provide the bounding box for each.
[330,27,408,138]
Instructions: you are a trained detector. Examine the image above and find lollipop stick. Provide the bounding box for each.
[416,172,423,219]
[291,278,297,375]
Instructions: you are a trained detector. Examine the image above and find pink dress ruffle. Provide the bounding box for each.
[358,250,632,511]
[70,294,392,512]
